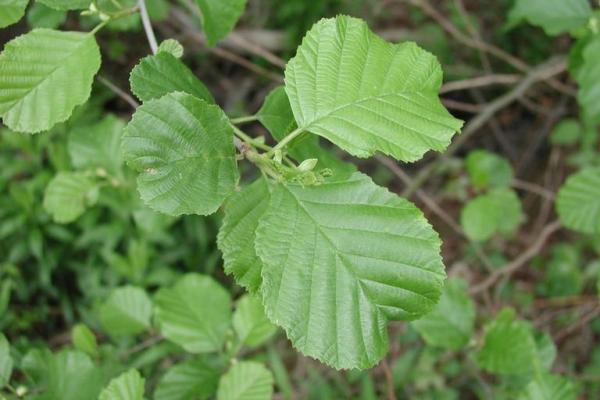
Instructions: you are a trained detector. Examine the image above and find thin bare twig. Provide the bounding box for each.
[511,179,555,200]
[440,74,521,94]
[469,220,562,295]
[138,0,158,54]
[96,75,139,109]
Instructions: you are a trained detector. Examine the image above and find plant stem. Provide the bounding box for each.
[230,115,258,124]
[138,0,158,54]
[230,124,272,151]
[269,126,304,155]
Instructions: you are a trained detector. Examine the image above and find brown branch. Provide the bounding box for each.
[469,220,562,295]
[440,74,521,94]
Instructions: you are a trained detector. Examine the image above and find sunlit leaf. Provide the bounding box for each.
[217,362,273,400]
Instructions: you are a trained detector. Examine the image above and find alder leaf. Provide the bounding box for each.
[507,0,592,36]
[255,172,445,370]
[98,286,153,337]
[556,166,600,234]
[216,362,273,400]
[194,0,247,46]
[233,294,277,348]
[154,358,220,400]
[218,178,270,293]
[0,29,101,133]
[157,39,184,58]
[121,92,239,216]
[43,172,98,223]
[411,278,475,350]
[476,308,537,375]
[154,273,232,353]
[71,323,98,357]
[0,0,28,28]
[27,2,67,29]
[99,369,145,400]
[284,16,462,162]
[129,52,214,103]
[38,0,90,10]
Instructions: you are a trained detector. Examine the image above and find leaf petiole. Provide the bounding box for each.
[268,126,304,156]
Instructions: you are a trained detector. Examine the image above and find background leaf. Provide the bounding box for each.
[154,273,231,353]
[233,294,277,348]
[255,172,445,369]
[43,172,98,223]
[121,92,238,216]
[576,36,600,125]
[71,323,98,357]
[0,333,12,388]
[68,114,125,175]
[461,188,523,241]
[216,361,273,400]
[129,52,214,103]
[98,286,153,337]
[99,369,145,400]
[0,0,28,28]
[411,278,475,350]
[0,29,101,133]
[476,308,537,375]
[154,358,220,400]
[194,0,247,46]
[284,16,462,162]
[518,373,577,400]
[465,149,513,190]
[556,166,600,234]
[38,0,90,10]
[507,0,591,35]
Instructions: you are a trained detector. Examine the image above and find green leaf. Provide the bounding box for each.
[537,244,583,298]
[534,331,557,371]
[576,36,600,124]
[0,29,101,133]
[257,86,355,174]
[0,0,28,28]
[255,172,445,369]
[154,358,220,400]
[71,323,98,357]
[27,2,67,28]
[121,92,238,216]
[38,0,90,10]
[194,0,247,46]
[129,52,213,103]
[99,369,145,400]
[22,349,103,400]
[217,361,273,400]
[158,39,184,58]
[154,273,231,353]
[550,119,581,146]
[217,178,270,293]
[518,373,577,400]
[556,166,600,234]
[461,188,523,241]
[98,286,152,337]
[68,115,125,174]
[411,278,475,350]
[284,16,462,162]
[476,308,537,375]
[233,294,277,348]
[465,149,513,190]
[507,0,592,36]
[43,172,98,223]
[0,333,12,388]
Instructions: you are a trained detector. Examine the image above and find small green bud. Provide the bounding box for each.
[298,158,318,172]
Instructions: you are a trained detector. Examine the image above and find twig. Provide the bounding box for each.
[511,179,555,200]
[402,56,567,198]
[440,74,521,93]
[406,0,575,96]
[96,75,139,109]
[554,304,600,342]
[441,99,482,113]
[138,0,158,54]
[469,220,562,295]
[380,358,397,400]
